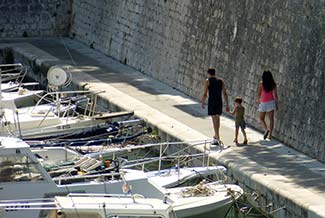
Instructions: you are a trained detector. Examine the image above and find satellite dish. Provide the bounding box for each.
[47,66,72,87]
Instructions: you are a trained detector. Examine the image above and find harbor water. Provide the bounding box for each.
[226,204,267,218]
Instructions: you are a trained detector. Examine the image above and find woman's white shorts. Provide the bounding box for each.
[258,100,276,112]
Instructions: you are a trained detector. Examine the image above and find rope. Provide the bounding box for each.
[180,181,215,197]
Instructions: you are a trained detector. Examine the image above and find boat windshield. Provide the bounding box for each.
[0,154,45,182]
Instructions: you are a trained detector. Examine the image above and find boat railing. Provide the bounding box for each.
[31,90,105,118]
[110,139,228,183]
[67,193,134,198]
[66,193,158,208]
[89,139,214,157]
[119,152,210,169]
[53,171,122,185]
[89,139,217,168]
[0,63,27,84]
[0,195,164,213]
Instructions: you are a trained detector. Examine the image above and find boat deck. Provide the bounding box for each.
[1,38,325,218]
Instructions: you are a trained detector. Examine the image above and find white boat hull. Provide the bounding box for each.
[166,184,243,218]
[0,137,244,218]
[0,107,106,138]
[174,198,233,218]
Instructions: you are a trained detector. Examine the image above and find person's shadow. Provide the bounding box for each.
[235,143,248,147]
[249,140,280,147]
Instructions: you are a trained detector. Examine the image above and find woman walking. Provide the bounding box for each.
[256,70,278,140]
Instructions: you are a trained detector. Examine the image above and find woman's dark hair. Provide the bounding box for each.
[207,68,216,75]
[262,70,276,92]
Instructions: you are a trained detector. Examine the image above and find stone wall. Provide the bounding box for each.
[0,0,72,37]
[0,0,323,161]
[70,0,325,161]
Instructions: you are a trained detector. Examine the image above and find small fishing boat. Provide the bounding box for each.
[0,64,136,140]
[0,64,43,109]
[0,89,134,140]
[0,87,43,109]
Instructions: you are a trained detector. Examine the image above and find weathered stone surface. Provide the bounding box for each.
[0,0,324,162]
[0,0,72,37]
[69,0,325,162]
[1,37,325,218]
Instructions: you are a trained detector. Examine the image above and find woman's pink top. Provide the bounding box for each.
[260,86,275,103]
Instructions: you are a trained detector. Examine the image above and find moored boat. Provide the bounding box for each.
[0,193,177,218]
[164,182,243,218]
[0,137,243,218]
[0,137,165,218]
[0,90,134,140]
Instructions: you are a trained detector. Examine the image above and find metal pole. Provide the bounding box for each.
[0,68,2,116]
[158,143,163,172]
[206,140,210,166]
[15,110,22,139]
[203,141,206,167]
[65,145,68,161]
[177,155,180,182]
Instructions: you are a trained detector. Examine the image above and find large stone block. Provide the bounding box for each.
[0,0,72,37]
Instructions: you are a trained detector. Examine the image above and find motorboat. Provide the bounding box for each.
[0,193,177,218]
[0,183,242,218]
[0,137,243,218]
[27,120,151,149]
[0,90,134,140]
[0,64,135,140]
[0,86,43,109]
[0,137,166,218]
[31,141,235,218]
[30,141,228,188]
[0,63,42,103]
[0,63,44,111]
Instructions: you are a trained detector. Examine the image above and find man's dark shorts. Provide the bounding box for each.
[208,103,222,115]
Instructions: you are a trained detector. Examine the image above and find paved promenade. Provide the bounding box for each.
[1,38,325,218]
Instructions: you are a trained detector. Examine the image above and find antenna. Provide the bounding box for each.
[0,68,3,118]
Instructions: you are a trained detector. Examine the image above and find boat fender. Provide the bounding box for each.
[57,210,66,218]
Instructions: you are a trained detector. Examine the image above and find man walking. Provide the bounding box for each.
[201,68,229,145]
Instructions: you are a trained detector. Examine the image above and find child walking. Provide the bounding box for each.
[228,97,248,145]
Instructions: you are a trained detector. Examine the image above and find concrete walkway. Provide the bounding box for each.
[1,38,325,218]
